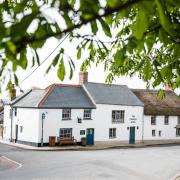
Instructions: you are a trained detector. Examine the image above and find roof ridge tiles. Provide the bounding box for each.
[86,81,127,87]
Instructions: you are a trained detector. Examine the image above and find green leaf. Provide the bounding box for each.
[91,20,98,35]
[57,58,66,81]
[11,12,38,39]
[19,50,27,69]
[52,54,60,67]
[99,19,112,37]
[34,50,40,66]
[63,13,73,28]
[133,9,148,40]
[14,74,18,86]
[77,48,81,59]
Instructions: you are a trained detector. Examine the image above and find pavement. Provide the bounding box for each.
[0,143,180,180]
[0,139,180,151]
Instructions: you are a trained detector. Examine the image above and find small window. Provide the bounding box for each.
[158,131,161,137]
[80,130,85,135]
[164,116,169,125]
[62,109,71,120]
[59,128,72,138]
[83,109,91,120]
[152,130,156,137]
[151,116,156,125]
[176,128,180,136]
[109,128,116,138]
[14,108,17,116]
[112,111,125,123]
[178,116,180,124]
[20,126,23,133]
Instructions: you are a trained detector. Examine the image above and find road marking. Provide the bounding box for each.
[1,156,22,170]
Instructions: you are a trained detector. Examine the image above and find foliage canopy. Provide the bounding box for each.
[0,0,180,95]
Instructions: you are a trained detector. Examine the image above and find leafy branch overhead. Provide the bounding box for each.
[0,0,179,94]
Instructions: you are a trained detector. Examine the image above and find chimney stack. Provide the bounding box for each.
[165,84,173,91]
[79,72,88,85]
[11,84,16,100]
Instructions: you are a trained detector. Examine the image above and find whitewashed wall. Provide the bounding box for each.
[144,116,180,140]
[12,108,40,143]
[3,105,11,141]
[40,104,144,143]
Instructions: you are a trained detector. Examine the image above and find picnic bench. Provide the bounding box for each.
[57,136,77,145]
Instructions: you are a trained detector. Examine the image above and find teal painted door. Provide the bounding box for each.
[129,127,135,144]
[86,128,94,145]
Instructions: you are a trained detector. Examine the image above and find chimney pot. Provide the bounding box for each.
[165,84,173,91]
[79,72,88,85]
[11,84,16,100]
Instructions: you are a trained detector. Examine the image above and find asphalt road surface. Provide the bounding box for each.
[0,143,180,180]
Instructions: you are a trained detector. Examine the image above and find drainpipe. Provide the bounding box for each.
[41,113,45,147]
[142,107,144,143]
[10,106,13,142]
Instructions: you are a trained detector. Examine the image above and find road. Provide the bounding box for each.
[0,143,180,180]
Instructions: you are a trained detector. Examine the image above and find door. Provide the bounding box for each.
[129,127,135,144]
[15,125,18,143]
[86,128,94,145]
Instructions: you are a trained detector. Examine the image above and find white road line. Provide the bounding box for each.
[169,172,180,180]
[1,156,22,170]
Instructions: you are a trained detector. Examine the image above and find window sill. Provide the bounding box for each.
[151,124,156,125]
[62,119,72,121]
[112,122,124,124]
[164,124,169,125]
[83,118,92,120]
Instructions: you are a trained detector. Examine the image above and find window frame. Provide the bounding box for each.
[151,116,156,125]
[112,110,125,123]
[164,115,169,125]
[178,116,180,124]
[152,130,156,137]
[176,128,180,137]
[20,126,23,133]
[62,108,71,120]
[59,128,72,138]
[83,109,92,120]
[109,128,116,139]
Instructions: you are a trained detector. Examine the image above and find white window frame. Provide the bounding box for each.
[59,128,72,138]
[178,116,180,124]
[109,128,116,138]
[152,130,156,137]
[164,115,169,125]
[20,126,23,133]
[151,116,156,125]
[62,109,71,120]
[83,109,92,120]
[112,110,125,123]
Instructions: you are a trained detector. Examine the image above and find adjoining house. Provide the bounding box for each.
[0,100,4,138]
[132,89,180,141]
[3,72,144,146]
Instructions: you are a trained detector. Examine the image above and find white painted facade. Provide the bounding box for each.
[144,115,180,140]
[3,104,144,145]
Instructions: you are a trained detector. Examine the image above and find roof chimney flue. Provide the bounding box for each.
[165,83,173,91]
[79,72,88,85]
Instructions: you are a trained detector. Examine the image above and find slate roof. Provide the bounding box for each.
[14,89,46,108]
[84,82,144,106]
[132,89,180,116]
[13,84,96,109]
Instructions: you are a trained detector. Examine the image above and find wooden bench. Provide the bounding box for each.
[57,136,77,146]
